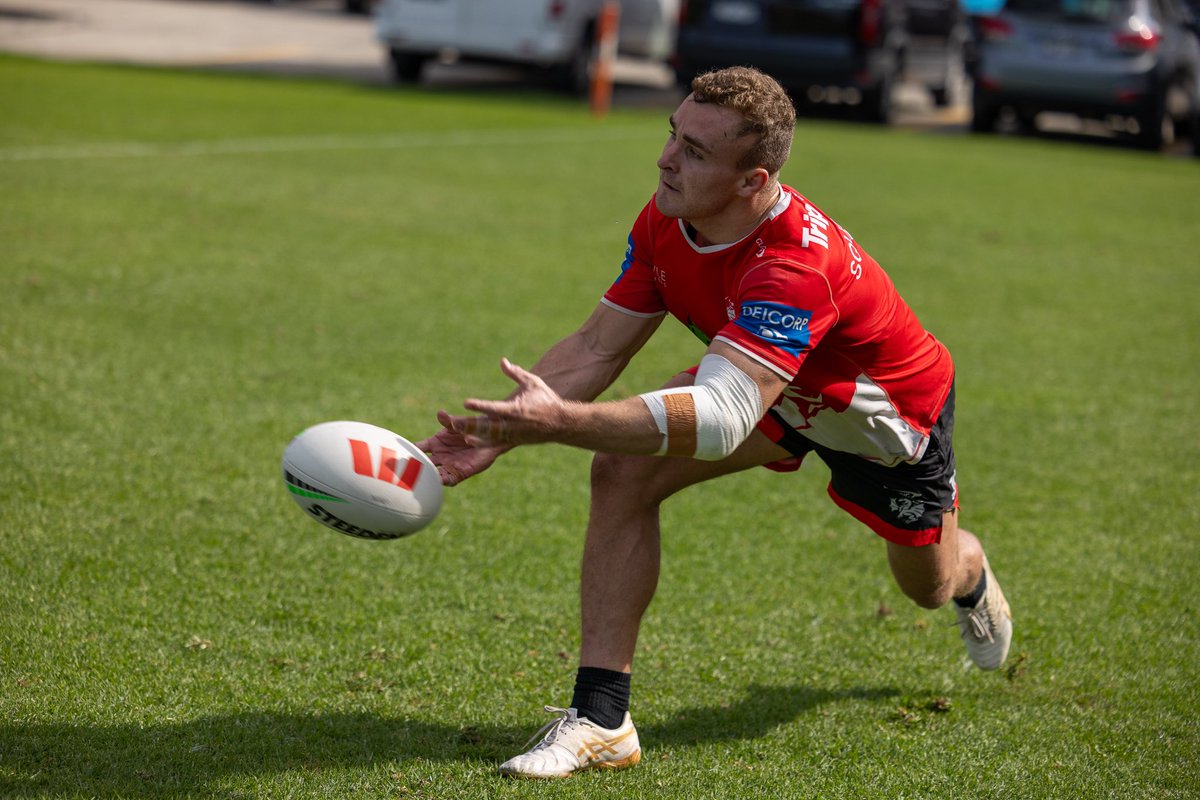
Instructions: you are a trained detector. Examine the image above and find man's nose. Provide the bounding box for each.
[657,143,676,171]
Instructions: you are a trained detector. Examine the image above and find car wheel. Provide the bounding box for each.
[970,86,999,133]
[861,69,896,125]
[674,66,697,91]
[554,23,598,96]
[389,49,427,84]
[1168,79,1196,141]
[1135,83,1175,151]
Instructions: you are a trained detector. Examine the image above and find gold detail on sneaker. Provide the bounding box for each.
[575,728,639,766]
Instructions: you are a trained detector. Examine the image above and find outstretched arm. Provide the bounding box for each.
[443,341,789,460]
[416,303,662,485]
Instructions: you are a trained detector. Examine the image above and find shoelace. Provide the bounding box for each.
[960,604,995,643]
[521,705,574,751]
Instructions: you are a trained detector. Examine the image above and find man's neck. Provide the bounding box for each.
[689,184,781,247]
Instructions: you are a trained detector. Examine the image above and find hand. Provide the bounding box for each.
[415,423,510,488]
[440,358,569,449]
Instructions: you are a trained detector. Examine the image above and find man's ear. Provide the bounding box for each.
[738,167,771,197]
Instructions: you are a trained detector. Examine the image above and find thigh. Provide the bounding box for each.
[592,369,794,505]
[594,425,794,508]
[816,384,958,546]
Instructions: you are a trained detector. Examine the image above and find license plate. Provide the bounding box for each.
[1042,40,1080,58]
[712,1,761,25]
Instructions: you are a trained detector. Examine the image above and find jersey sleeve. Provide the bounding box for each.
[715,260,838,379]
[601,200,666,318]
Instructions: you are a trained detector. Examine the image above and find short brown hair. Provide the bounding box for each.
[691,67,795,176]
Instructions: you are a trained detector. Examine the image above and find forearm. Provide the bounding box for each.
[528,333,628,403]
[548,350,777,460]
[554,395,664,455]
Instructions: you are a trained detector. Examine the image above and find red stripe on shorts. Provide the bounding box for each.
[826,484,946,547]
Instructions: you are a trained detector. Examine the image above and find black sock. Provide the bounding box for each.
[953,568,987,608]
[570,667,630,729]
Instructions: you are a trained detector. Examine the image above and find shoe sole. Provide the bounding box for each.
[499,749,641,779]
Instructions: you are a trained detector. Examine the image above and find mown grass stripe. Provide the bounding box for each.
[0,126,651,162]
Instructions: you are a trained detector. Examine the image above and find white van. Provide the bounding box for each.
[375,0,679,93]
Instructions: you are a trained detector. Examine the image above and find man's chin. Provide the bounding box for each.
[654,190,683,218]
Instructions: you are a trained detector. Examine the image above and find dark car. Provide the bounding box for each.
[969,0,1200,149]
[673,0,967,122]
[674,0,906,121]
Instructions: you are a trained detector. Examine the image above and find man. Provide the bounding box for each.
[417,66,1012,779]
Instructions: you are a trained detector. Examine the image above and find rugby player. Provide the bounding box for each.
[418,65,1012,779]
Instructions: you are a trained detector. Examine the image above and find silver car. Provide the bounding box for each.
[376,0,679,94]
[969,0,1200,149]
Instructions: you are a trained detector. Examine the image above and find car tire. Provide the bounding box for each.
[970,86,999,133]
[1169,79,1197,141]
[389,49,428,84]
[861,68,896,125]
[554,22,598,96]
[1135,83,1175,151]
[674,66,697,91]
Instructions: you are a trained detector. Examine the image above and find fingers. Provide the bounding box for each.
[499,357,528,384]
[445,414,508,445]
[499,357,545,391]
[439,463,467,487]
[420,358,530,482]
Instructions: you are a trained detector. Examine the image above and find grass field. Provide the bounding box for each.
[1,53,1198,799]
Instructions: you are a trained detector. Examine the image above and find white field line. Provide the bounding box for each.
[0,126,652,162]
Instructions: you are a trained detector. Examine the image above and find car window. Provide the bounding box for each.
[1153,0,1182,22]
[1004,0,1127,21]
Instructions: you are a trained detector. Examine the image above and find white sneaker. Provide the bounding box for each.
[498,706,641,779]
[956,553,1013,670]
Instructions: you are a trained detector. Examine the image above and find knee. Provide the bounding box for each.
[900,578,956,610]
[590,451,667,508]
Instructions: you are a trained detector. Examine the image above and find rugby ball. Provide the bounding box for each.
[281,421,443,540]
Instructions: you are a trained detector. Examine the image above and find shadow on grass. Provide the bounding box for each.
[0,683,896,796]
[644,683,900,747]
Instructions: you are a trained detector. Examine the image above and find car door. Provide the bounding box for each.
[460,0,572,59]
[379,0,462,47]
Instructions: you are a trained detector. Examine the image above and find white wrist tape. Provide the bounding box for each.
[640,353,763,460]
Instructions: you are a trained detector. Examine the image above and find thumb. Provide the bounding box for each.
[499,357,540,389]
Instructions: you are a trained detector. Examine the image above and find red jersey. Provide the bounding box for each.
[602,186,953,466]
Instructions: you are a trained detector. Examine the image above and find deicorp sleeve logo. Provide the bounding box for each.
[733,300,813,357]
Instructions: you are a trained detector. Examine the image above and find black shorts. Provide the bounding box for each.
[760,383,959,547]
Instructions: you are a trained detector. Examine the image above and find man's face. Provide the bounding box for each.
[654,95,755,224]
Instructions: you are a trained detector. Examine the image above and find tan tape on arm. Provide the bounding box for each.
[662,393,698,457]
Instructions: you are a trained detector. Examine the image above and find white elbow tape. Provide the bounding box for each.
[639,354,763,460]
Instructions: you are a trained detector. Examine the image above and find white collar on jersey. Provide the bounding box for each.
[679,187,793,254]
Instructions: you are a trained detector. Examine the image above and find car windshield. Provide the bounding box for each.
[1004,0,1127,22]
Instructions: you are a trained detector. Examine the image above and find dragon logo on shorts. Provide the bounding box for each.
[889,491,926,525]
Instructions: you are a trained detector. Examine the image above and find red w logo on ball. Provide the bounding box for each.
[348,438,423,491]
